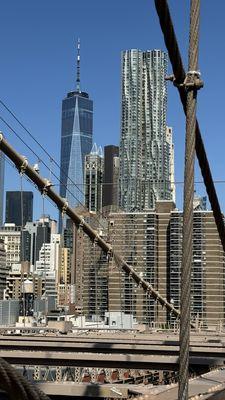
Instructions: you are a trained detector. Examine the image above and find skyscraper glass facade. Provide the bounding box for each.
[119,49,174,211]
[59,90,93,229]
[5,191,33,227]
[85,143,103,213]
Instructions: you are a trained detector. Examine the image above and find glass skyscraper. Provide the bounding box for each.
[119,49,174,211]
[59,41,93,231]
[5,191,33,227]
[85,143,103,213]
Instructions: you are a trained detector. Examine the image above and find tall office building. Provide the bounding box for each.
[73,201,225,328]
[73,211,108,318]
[59,39,93,231]
[21,215,56,270]
[0,239,6,300]
[5,191,33,227]
[36,234,61,298]
[102,145,119,209]
[85,143,103,213]
[0,152,4,226]
[57,247,72,307]
[166,127,175,203]
[119,49,174,211]
[0,224,21,270]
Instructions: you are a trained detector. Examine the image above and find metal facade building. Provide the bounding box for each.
[59,91,93,213]
[73,212,108,319]
[168,209,225,328]
[59,42,93,231]
[0,239,6,300]
[85,143,103,213]
[119,49,174,211]
[73,202,225,328]
[5,191,33,227]
[102,145,119,208]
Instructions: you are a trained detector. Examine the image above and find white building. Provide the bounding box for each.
[0,224,21,269]
[166,126,175,203]
[0,239,6,299]
[36,234,61,298]
[22,215,57,271]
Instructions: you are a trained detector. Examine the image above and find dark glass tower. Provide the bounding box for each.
[5,191,33,227]
[59,39,93,231]
[102,145,119,208]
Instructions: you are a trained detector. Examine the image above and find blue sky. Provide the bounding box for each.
[0,0,225,219]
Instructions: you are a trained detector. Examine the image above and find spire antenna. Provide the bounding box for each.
[76,38,81,92]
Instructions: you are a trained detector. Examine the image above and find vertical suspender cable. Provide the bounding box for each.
[178,1,201,399]
[94,240,99,328]
[0,134,191,322]
[42,195,47,322]
[20,174,26,327]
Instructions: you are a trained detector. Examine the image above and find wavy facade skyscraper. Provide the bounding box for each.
[59,40,93,231]
[119,49,174,211]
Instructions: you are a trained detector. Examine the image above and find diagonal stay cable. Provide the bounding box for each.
[0,114,107,232]
[0,131,197,327]
[154,0,225,253]
[0,357,50,400]
[0,99,97,209]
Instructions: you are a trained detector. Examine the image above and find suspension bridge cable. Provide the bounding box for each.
[0,98,85,196]
[0,114,107,232]
[4,157,58,212]
[154,0,225,255]
[0,352,50,400]
[0,131,193,324]
[179,0,201,398]
[20,174,26,327]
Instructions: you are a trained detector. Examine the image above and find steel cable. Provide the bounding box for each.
[0,358,50,400]
[178,1,200,398]
[154,0,225,254]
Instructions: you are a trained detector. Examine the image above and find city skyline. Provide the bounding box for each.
[0,1,225,218]
[0,3,225,398]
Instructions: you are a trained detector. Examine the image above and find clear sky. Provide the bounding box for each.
[0,0,225,219]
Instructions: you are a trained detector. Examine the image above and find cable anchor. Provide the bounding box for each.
[78,217,84,232]
[93,234,100,247]
[61,201,68,216]
[19,157,28,175]
[41,179,52,196]
[166,71,204,91]
[146,286,152,297]
[106,246,113,262]
[137,280,143,289]
[183,70,204,91]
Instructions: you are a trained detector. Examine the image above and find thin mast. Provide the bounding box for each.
[76,38,81,92]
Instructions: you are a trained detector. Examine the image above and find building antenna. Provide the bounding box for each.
[76,38,81,92]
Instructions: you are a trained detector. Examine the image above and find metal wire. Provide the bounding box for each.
[0,358,50,400]
[179,1,200,399]
[154,0,225,255]
[20,174,26,326]
[42,195,48,323]
[0,113,108,233]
